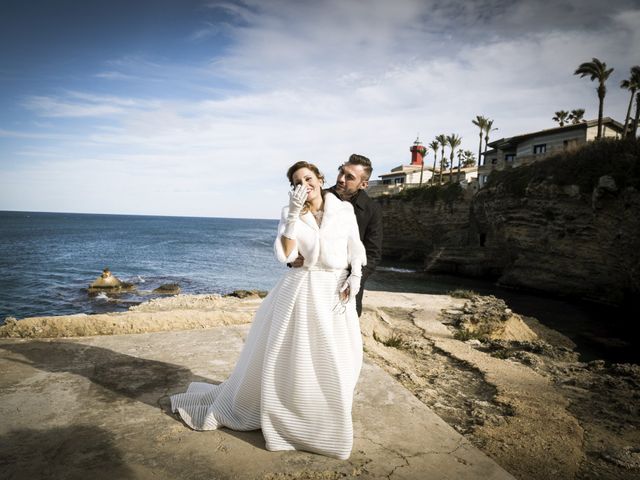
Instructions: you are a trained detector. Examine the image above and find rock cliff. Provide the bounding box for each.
[379,139,640,306]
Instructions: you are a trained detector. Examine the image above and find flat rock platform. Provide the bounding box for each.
[0,325,515,479]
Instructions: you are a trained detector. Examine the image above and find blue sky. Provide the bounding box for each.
[1,0,639,219]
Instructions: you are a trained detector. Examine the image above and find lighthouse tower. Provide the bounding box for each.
[410,136,425,166]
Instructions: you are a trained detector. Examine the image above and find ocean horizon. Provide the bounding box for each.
[0,209,280,221]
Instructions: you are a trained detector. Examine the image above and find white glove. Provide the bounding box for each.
[340,274,361,302]
[283,184,308,239]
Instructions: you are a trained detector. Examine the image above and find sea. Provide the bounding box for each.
[1,210,637,364]
[0,211,284,320]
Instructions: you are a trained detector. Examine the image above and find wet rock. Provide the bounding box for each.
[152,283,180,295]
[88,268,135,293]
[224,289,268,299]
[90,267,121,288]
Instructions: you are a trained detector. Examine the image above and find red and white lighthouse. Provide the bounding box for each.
[410,136,426,165]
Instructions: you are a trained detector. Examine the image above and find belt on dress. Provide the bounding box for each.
[300,266,347,273]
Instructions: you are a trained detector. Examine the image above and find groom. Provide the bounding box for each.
[290,154,383,316]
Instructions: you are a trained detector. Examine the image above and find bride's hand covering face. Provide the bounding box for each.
[288,184,308,216]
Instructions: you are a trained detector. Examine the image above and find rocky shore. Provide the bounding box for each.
[1,291,639,479]
[0,293,264,339]
[362,292,640,480]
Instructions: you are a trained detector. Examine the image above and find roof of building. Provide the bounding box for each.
[391,164,422,173]
[439,166,478,176]
[379,164,436,177]
[484,117,624,152]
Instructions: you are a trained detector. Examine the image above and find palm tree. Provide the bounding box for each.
[461,150,477,167]
[483,119,497,154]
[552,110,570,127]
[574,58,614,139]
[471,116,488,168]
[633,91,640,138]
[446,134,462,183]
[620,66,640,138]
[435,134,447,184]
[568,108,586,124]
[456,149,464,182]
[428,139,440,185]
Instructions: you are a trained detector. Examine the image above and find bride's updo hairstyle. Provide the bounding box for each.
[286,161,324,187]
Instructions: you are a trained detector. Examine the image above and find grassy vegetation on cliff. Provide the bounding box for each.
[449,289,478,299]
[485,138,640,196]
[392,181,464,204]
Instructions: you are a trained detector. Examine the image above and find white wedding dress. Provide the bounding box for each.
[170,193,367,460]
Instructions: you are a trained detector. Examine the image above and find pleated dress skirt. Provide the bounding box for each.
[169,266,363,460]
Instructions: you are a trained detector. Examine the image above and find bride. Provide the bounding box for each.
[170,161,367,460]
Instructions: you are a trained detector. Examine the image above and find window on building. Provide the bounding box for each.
[382,179,391,185]
[533,144,547,154]
[505,154,516,162]
[394,177,405,184]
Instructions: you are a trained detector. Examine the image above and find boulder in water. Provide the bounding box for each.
[88,268,135,293]
[152,283,181,295]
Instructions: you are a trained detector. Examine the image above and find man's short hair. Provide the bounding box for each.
[346,153,372,180]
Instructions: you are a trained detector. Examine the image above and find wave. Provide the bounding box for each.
[377,266,419,273]
[94,292,110,301]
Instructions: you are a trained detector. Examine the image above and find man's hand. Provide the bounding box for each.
[290,254,304,268]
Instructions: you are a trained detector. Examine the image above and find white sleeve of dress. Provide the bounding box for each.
[346,205,367,274]
[274,206,300,264]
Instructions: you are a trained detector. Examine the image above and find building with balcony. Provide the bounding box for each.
[477,117,624,188]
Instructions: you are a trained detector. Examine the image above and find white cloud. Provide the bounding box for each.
[3,0,638,218]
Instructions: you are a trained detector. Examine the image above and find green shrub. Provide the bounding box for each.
[393,182,464,204]
[374,330,408,349]
[449,289,478,299]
